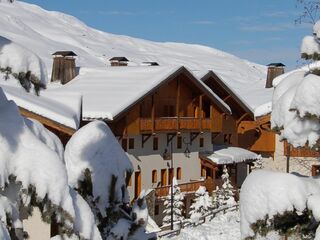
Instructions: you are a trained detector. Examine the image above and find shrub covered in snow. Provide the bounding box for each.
[65,120,154,239]
[0,87,102,239]
[240,170,320,239]
[0,36,46,95]
[163,178,185,226]
[189,186,212,221]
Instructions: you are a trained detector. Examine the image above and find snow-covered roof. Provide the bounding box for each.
[201,146,261,165]
[196,69,273,118]
[47,66,230,121]
[0,1,268,118]
[0,81,81,130]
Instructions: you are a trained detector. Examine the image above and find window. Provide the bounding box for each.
[177,136,182,149]
[200,137,204,148]
[153,137,158,151]
[155,205,160,215]
[168,168,174,185]
[161,169,167,186]
[177,167,182,180]
[121,138,127,151]
[152,170,157,183]
[129,138,135,149]
[223,134,232,145]
[127,174,132,186]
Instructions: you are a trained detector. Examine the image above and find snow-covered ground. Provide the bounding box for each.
[163,210,281,240]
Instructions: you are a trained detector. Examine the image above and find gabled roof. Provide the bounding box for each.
[49,66,230,121]
[109,57,129,62]
[201,70,254,119]
[52,51,77,57]
[0,85,81,130]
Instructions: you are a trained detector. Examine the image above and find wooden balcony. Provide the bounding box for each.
[155,179,214,197]
[140,117,212,132]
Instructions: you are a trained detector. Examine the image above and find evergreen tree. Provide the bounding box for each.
[162,178,184,225]
[219,165,236,207]
[189,186,212,221]
[212,186,224,210]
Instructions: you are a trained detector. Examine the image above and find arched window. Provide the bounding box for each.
[177,167,182,180]
[152,170,157,183]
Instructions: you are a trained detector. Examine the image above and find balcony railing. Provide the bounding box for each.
[140,117,212,132]
[155,178,214,197]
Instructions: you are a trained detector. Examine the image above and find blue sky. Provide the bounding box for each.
[22,0,313,69]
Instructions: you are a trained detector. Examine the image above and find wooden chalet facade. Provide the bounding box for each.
[201,71,275,156]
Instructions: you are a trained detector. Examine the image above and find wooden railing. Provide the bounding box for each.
[140,117,212,132]
[155,179,214,197]
[179,118,200,130]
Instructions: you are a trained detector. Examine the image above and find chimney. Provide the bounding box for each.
[109,57,129,66]
[266,63,285,88]
[51,51,77,85]
[141,61,159,66]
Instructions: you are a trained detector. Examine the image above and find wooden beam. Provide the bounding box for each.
[141,134,152,148]
[167,133,176,147]
[236,112,250,126]
[199,95,203,132]
[176,78,181,132]
[190,132,200,145]
[19,107,76,136]
[223,95,232,102]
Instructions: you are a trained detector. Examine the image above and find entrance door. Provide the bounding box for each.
[134,171,141,199]
[161,169,167,186]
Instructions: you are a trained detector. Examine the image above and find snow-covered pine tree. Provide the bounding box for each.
[162,178,184,226]
[212,186,224,209]
[219,165,236,207]
[189,186,212,221]
[65,121,154,240]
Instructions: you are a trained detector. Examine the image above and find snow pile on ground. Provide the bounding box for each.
[0,36,47,84]
[271,67,320,147]
[165,211,241,240]
[0,0,269,116]
[65,120,133,213]
[240,170,320,239]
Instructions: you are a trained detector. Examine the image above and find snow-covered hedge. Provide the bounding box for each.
[240,170,320,239]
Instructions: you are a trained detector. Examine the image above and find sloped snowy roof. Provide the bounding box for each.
[47,66,230,121]
[201,146,261,165]
[196,70,273,118]
[0,81,81,129]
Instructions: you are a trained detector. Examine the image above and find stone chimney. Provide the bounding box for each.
[266,63,285,88]
[51,51,77,85]
[109,57,129,66]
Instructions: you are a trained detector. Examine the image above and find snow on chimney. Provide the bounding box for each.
[51,51,77,85]
[265,63,285,88]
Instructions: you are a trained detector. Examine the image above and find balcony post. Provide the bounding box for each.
[176,78,181,132]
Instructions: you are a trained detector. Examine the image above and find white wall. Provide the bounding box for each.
[126,132,212,199]
[23,208,51,240]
